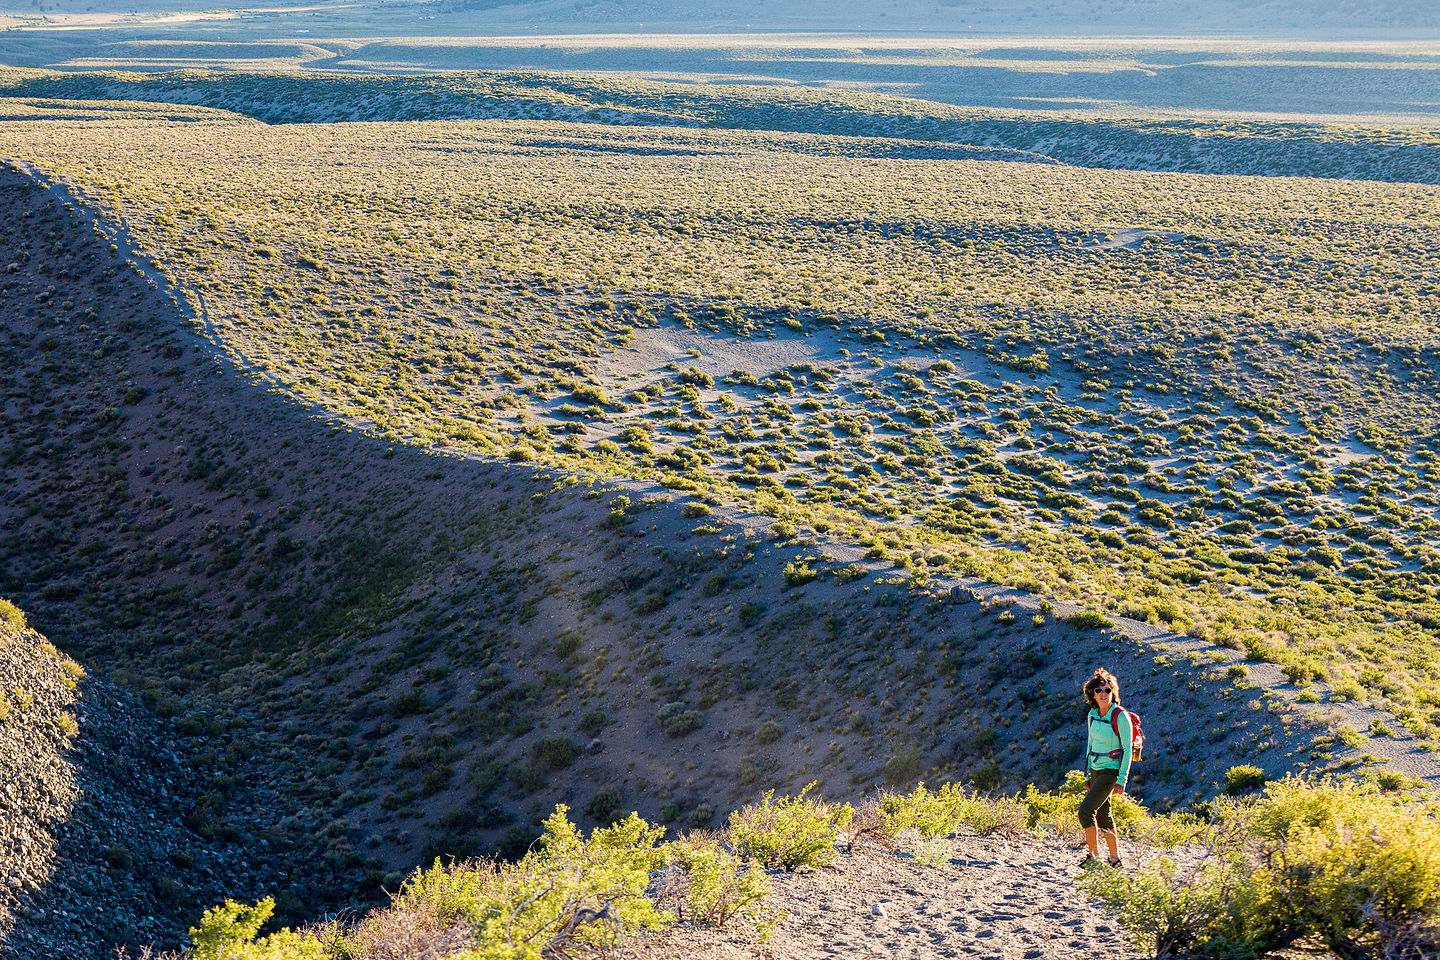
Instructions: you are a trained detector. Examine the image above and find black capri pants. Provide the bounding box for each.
[1078,769,1118,831]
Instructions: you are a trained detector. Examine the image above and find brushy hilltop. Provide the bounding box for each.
[4,93,1439,723]
[3,68,1440,183]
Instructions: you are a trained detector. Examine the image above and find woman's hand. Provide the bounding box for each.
[1112,785,1125,796]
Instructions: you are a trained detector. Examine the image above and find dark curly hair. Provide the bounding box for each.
[1082,668,1121,710]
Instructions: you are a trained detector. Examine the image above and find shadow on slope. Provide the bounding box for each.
[0,615,310,958]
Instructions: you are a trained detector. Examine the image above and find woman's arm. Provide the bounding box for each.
[1115,709,1133,790]
[1083,711,1094,780]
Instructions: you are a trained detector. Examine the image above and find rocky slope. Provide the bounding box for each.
[0,609,80,945]
[0,606,319,957]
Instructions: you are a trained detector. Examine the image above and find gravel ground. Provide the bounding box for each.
[637,828,1159,960]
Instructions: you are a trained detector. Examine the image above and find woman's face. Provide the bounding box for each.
[1092,682,1113,712]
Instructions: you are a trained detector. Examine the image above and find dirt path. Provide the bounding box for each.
[638,829,1154,960]
[1084,228,1172,251]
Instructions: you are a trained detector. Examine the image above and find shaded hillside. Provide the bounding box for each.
[0,155,1399,956]
[0,604,317,959]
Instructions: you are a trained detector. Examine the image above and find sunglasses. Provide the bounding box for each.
[1094,686,1112,694]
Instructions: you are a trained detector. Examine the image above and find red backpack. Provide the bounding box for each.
[1110,707,1144,762]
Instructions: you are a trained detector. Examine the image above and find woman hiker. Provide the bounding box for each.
[1079,668,1132,869]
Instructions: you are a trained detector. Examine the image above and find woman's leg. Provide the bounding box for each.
[1077,771,1117,856]
[1095,781,1119,859]
[1094,794,1117,857]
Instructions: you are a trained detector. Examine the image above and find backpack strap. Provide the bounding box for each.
[1105,707,1125,759]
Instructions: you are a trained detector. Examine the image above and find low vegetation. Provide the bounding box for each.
[1085,777,1440,959]
[164,774,1435,959]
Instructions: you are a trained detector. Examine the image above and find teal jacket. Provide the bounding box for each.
[1086,704,1133,789]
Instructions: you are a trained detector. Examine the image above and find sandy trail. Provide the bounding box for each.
[637,828,1157,960]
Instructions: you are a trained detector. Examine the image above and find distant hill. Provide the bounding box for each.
[2,0,1438,36]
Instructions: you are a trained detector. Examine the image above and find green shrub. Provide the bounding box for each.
[570,385,610,407]
[1371,769,1417,792]
[971,761,1003,792]
[1224,765,1268,795]
[1335,725,1367,750]
[656,702,703,738]
[1088,778,1440,959]
[754,720,784,745]
[879,782,968,838]
[1083,855,1271,959]
[534,736,580,771]
[665,834,774,935]
[552,632,582,660]
[0,598,25,632]
[1067,610,1115,630]
[782,561,817,588]
[396,806,671,959]
[882,747,923,786]
[584,787,626,826]
[579,709,609,737]
[189,897,330,960]
[391,691,429,716]
[727,783,852,871]
[1282,660,1318,685]
[880,782,1030,839]
[960,793,1027,838]
[1330,678,1364,702]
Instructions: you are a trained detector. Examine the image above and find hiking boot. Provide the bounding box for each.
[1078,854,1100,870]
[1106,856,1124,869]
